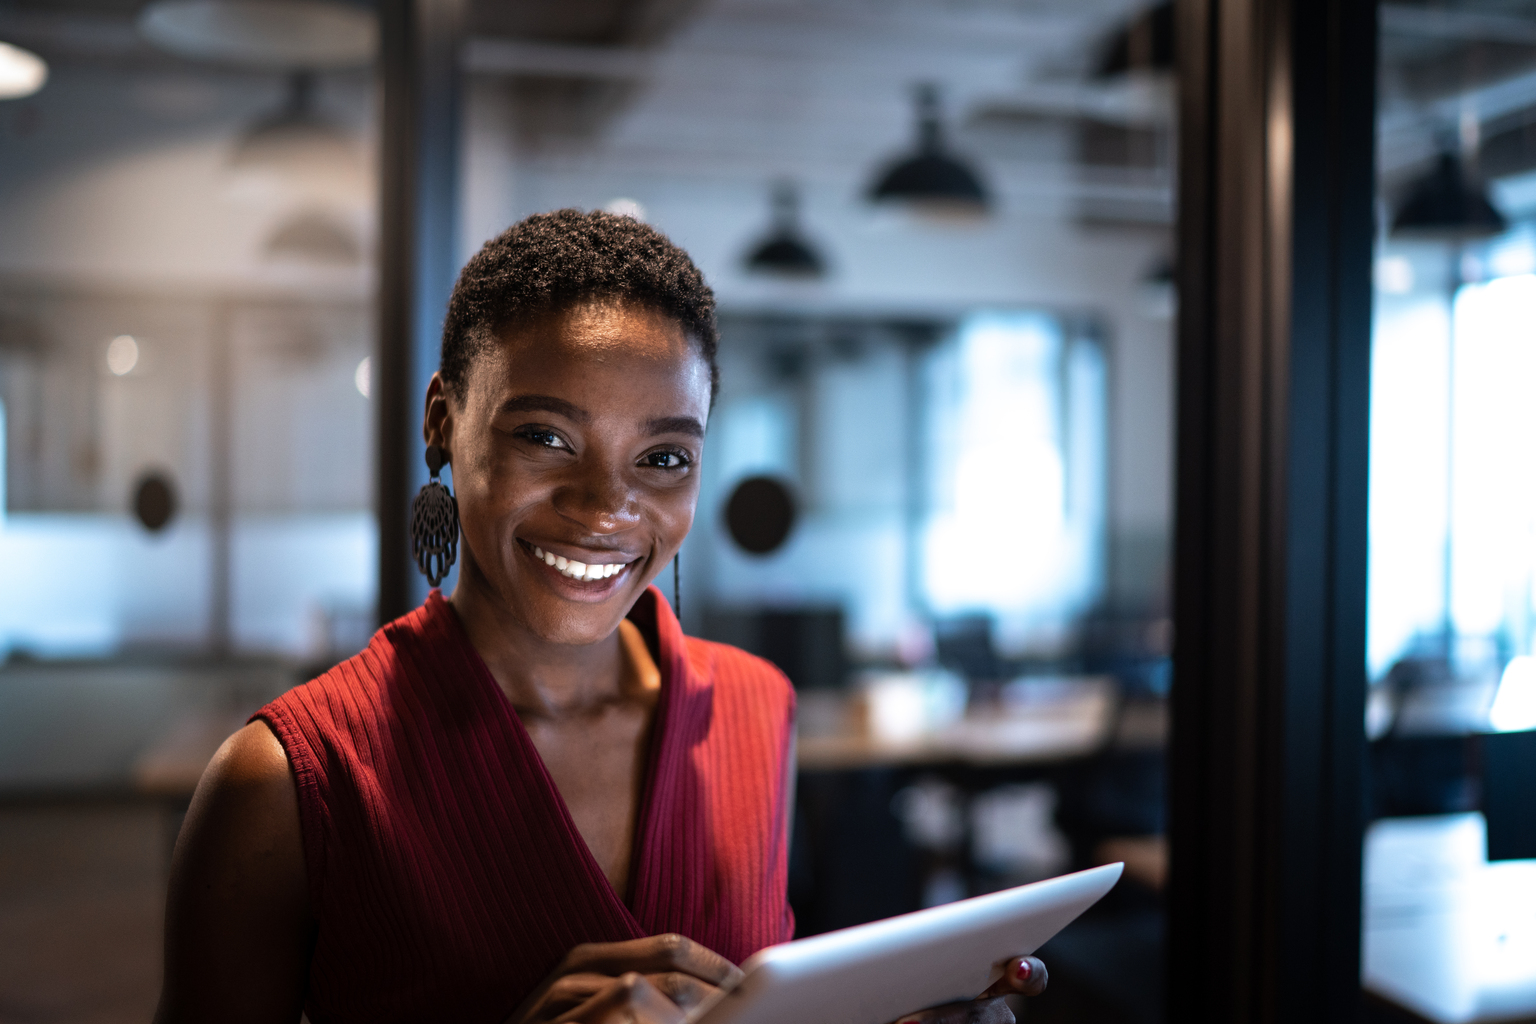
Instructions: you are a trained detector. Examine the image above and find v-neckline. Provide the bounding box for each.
[433,591,674,925]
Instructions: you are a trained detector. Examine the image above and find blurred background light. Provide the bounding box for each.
[354,356,370,399]
[1490,656,1536,733]
[602,197,647,221]
[106,335,139,376]
[0,40,47,100]
[137,0,377,69]
[1375,255,1415,294]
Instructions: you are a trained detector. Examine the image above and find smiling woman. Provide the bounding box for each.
[151,210,1046,1024]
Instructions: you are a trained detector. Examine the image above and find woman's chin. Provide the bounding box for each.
[524,602,636,647]
[506,561,651,646]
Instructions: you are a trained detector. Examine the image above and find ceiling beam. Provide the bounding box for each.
[461,37,652,80]
[1382,3,1536,45]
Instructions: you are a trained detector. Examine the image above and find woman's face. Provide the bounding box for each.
[428,300,712,646]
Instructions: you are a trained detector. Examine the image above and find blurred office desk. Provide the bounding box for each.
[132,706,255,799]
[788,676,1161,933]
[794,675,1123,771]
[0,659,289,798]
[1364,814,1536,1024]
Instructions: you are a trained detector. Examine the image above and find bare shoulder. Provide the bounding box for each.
[206,719,293,789]
[156,720,312,1024]
[174,718,307,902]
[179,720,302,845]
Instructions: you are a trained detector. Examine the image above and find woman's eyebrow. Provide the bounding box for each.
[646,415,705,439]
[497,395,588,421]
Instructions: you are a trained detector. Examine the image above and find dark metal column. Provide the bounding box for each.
[1167,0,1376,1021]
[376,0,465,624]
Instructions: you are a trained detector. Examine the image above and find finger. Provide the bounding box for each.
[979,957,1048,999]
[554,972,688,1024]
[893,997,1015,1024]
[643,971,720,1010]
[563,935,743,988]
[536,972,619,1016]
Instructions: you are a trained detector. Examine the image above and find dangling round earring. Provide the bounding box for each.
[411,444,459,587]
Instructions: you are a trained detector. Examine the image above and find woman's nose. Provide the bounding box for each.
[552,463,641,533]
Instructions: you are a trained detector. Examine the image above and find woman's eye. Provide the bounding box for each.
[517,427,568,450]
[642,450,690,469]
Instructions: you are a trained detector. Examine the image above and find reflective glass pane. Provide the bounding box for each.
[1367,5,1536,1019]
[0,8,379,1016]
[458,1,1176,1018]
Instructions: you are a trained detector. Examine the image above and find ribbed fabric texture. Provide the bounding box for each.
[254,587,796,1024]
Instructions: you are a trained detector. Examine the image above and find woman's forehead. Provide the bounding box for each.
[516,301,686,354]
[470,303,711,410]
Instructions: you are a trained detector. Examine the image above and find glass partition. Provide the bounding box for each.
[1366,5,1536,1020]
[0,7,378,1018]
[0,53,377,664]
[458,1,1177,1019]
[0,0,1178,1019]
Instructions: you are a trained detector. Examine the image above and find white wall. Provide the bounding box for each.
[0,62,378,658]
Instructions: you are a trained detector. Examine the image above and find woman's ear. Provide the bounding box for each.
[422,373,454,457]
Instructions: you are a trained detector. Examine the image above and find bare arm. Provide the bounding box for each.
[154,720,314,1024]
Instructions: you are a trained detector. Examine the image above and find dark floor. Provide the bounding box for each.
[0,803,168,1024]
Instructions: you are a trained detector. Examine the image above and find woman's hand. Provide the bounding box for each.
[890,956,1049,1024]
[505,934,745,1024]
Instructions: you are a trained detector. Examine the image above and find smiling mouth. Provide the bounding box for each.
[529,544,632,582]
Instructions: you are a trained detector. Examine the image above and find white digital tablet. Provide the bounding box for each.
[691,862,1123,1024]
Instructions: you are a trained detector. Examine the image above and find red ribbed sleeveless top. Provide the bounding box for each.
[254,587,796,1024]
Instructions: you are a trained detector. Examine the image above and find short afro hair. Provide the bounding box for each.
[440,208,719,401]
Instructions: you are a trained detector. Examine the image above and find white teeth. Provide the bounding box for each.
[532,544,627,581]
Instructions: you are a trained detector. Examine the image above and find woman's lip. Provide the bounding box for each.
[518,539,641,586]
[518,538,640,567]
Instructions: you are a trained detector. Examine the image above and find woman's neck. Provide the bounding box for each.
[448,566,629,721]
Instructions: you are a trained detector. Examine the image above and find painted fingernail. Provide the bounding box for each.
[1015,959,1033,982]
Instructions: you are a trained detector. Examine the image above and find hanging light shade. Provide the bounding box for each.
[1095,2,1174,79]
[0,40,47,99]
[744,181,826,278]
[866,84,989,217]
[264,208,361,264]
[1140,256,1176,320]
[1142,257,1175,287]
[229,70,366,204]
[1392,151,1507,239]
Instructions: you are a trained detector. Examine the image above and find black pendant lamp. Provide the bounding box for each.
[228,70,366,204]
[744,180,826,278]
[1094,1,1174,79]
[867,84,989,217]
[1393,151,1507,239]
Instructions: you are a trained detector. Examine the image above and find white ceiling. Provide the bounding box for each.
[471,0,1171,220]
